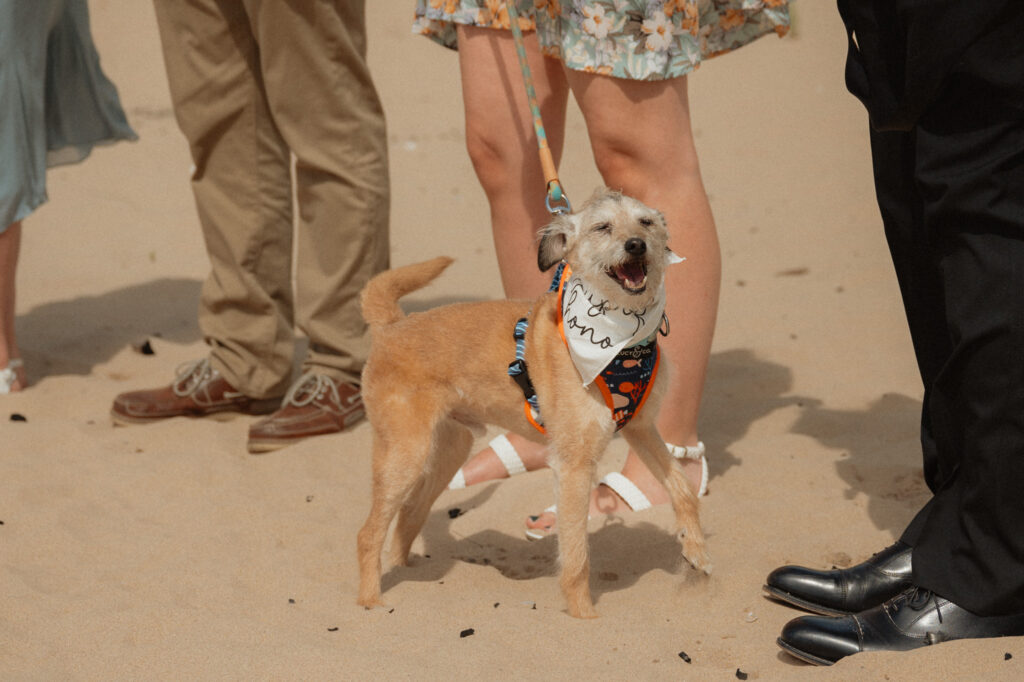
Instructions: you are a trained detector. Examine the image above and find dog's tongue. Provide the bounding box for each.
[616,262,646,288]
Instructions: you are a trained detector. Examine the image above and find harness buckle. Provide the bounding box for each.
[507,359,535,399]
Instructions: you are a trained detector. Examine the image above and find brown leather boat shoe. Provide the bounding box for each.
[247,372,365,453]
[111,358,282,425]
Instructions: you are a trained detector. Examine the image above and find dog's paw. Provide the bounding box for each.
[356,588,386,610]
[567,601,600,619]
[358,597,388,611]
[681,536,712,575]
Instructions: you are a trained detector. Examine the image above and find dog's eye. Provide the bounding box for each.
[639,217,654,228]
[593,222,611,233]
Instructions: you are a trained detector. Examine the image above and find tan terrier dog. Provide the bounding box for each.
[356,188,710,618]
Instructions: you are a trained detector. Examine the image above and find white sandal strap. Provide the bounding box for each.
[447,468,467,490]
[599,472,652,511]
[0,360,22,395]
[448,433,528,490]
[668,441,705,460]
[489,434,527,476]
[528,442,705,535]
[667,441,708,498]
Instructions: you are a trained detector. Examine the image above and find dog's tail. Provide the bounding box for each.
[361,256,454,328]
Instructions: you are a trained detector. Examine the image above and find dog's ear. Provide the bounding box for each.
[537,231,565,272]
[537,213,575,272]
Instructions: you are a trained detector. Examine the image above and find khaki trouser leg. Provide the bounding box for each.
[249,0,390,386]
[153,0,295,398]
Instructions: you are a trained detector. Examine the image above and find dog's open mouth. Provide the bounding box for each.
[608,259,648,294]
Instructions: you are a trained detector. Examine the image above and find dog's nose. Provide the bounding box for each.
[625,238,647,256]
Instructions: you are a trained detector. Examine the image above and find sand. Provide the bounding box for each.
[2,1,1022,679]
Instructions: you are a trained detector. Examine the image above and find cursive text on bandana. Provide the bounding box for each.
[557,252,682,386]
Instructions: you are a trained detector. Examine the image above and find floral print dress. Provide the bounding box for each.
[414,0,791,81]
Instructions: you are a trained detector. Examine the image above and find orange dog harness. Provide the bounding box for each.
[509,263,662,434]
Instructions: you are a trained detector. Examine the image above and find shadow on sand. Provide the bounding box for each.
[791,392,928,539]
[377,347,930,603]
[379,348,811,605]
[16,283,479,381]
[17,277,203,378]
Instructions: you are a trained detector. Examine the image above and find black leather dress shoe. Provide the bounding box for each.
[777,586,1024,666]
[763,542,912,615]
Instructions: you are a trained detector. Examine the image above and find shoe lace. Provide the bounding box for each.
[907,586,942,623]
[284,371,343,408]
[171,358,217,398]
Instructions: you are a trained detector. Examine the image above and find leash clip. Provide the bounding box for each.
[545,182,572,215]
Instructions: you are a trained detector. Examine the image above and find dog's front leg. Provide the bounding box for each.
[622,423,712,574]
[551,453,600,619]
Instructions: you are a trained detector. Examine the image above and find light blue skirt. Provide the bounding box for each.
[0,0,137,231]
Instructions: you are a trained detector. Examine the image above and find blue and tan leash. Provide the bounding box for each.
[502,2,574,427]
[504,1,572,216]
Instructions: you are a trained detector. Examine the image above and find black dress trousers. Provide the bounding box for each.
[838,0,1024,615]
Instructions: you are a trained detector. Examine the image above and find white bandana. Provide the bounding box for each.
[560,251,683,386]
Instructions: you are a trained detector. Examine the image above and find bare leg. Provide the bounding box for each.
[457,25,570,298]
[452,431,547,487]
[527,71,717,532]
[455,35,715,514]
[451,26,567,482]
[0,222,26,391]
